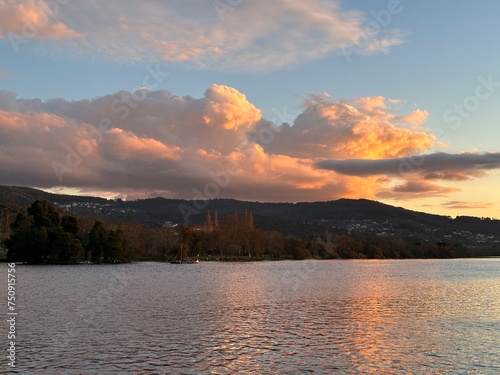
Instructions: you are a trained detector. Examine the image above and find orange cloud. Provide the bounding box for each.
[105,129,181,161]
[263,95,435,159]
[0,0,82,40]
[351,96,387,115]
[0,1,404,70]
[0,86,489,205]
[202,85,262,130]
[393,109,429,127]
[0,109,70,134]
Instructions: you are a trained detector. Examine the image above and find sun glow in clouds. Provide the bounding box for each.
[1,85,499,213]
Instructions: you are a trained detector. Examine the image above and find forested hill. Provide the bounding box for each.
[0,185,108,211]
[1,185,499,244]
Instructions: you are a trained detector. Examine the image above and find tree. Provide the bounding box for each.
[5,214,32,262]
[104,229,125,263]
[285,237,311,260]
[214,210,219,229]
[264,231,285,258]
[87,221,134,263]
[5,200,84,264]
[28,200,60,228]
[205,212,213,232]
[53,230,84,263]
[61,214,79,234]
[88,220,107,263]
[0,208,11,257]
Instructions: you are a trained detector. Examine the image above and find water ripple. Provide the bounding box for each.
[1,259,499,374]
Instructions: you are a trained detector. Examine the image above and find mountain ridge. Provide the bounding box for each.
[0,185,499,248]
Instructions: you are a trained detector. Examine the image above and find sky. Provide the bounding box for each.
[0,0,499,219]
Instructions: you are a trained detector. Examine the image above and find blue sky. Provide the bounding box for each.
[0,0,499,217]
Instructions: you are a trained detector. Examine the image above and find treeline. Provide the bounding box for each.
[5,201,132,264]
[308,233,470,259]
[162,211,471,260]
[121,210,472,261]
[3,200,480,264]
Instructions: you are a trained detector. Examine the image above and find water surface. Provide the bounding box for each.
[2,259,499,374]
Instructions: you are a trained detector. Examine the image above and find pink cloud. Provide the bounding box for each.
[0,0,82,40]
[442,201,493,210]
[1,0,404,71]
[105,128,182,161]
[0,86,490,204]
[378,180,460,200]
[262,95,435,159]
[393,109,429,127]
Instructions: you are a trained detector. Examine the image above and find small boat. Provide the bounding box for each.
[169,259,199,264]
[169,245,199,264]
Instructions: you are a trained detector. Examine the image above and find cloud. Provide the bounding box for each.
[423,170,486,181]
[104,128,182,161]
[442,201,493,210]
[0,86,406,201]
[392,109,429,127]
[377,180,460,200]
[315,152,500,179]
[0,0,82,40]
[259,95,435,159]
[0,86,495,204]
[394,181,459,195]
[1,0,403,71]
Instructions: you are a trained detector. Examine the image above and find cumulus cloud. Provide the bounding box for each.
[1,0,403,71]
[0,0,82,40]
[259,95,435,159]
[0,86,408,201]
[0,86,496,203]
[315,152,500,179]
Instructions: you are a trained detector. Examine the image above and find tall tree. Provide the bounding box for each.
[214,210,219,229]
[6,200,84,264]
[88,220,107,263]
[28,200,60,228]
[205,212,213,232]
[61,214,79,234]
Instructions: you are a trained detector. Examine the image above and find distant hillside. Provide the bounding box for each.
[0,185,499,247]
[0,185,107,212]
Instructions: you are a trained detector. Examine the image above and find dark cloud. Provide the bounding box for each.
[377,180,460,199]
[315,152,500,178]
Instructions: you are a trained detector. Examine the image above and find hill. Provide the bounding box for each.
[0,185,499,249]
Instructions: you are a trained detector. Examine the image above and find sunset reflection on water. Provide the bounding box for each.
[6,259,500,374]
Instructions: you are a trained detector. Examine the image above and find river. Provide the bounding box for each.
[2,259,499,374]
